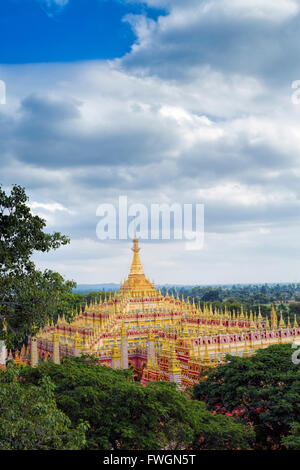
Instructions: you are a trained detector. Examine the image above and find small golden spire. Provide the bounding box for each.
[161,338,168,355]
[249,311,256,331]
[271,305,277,328]
[53,325,60,343]
[190,344,197,361]
[240,306,244,320]
[294,314,298,329]
[111,334,120,359]
[74,329,81,349]
[20,344,26,359]
[145,355,154,370]
[214,347,219,364]
[243,339,250,358]
[14,351,21,367]
[148,327,154,341]
[220,344,226,362]
[258,306,263,322]
[279,311,285,329]
[168,346,181,374]
[202,341,212,367]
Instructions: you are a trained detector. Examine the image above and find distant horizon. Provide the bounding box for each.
[73,280,300,290]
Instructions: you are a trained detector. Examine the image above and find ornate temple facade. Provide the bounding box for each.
[21,237,300,389]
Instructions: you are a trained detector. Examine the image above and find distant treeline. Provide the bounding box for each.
[191,283,300,304]
[158,284,300,321]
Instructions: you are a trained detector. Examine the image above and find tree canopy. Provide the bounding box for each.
[19,355,254,450]
[0,184,75,348]
[192,344,300,450]
[0,365,88,450]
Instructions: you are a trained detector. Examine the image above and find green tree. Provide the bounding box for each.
[192,344,300,450]
[188,400,254,450]
[281,423,300,450]
[0,365,88,450]
[0,184,75,348]
[20,356,253,450]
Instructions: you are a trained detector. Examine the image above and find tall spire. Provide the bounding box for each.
[129,236,145,276]
[119,237,156,297]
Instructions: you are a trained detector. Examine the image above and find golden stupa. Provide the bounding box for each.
[119,235,156,297]
[25,237,300,390]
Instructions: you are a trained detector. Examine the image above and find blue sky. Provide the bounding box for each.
[0,0,164,63]
[1,0,300,285]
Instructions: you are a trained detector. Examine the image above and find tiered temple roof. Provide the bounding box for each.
[22,238,300,390]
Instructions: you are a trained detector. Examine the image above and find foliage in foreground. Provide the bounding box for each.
[281,422,300,450]
[0,184,75,349]
[19,356,254,450]
[192,344,300,450]
[0,366,88,450]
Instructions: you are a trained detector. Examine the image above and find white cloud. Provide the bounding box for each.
[200,0,300,23]
[259,227,271,235]
[2,1,300,283]
[37,0,69,17]
[133,0,300,22]
[29,201,75,227]
[196,183,297,206]
[39,0,69,6]
[122,0,300,85]
[159,105,224,145]
[29,201,74,214]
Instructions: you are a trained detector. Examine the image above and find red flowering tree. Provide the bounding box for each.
[192,344,300,450]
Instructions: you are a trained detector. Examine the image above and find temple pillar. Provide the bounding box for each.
[74,330,81,357]
[147,327,155,364]
[111,335,121,369]
[0,318,7,368]
[168,345,181,391]
[31,336,38,367]
[121,322,128,369]
[53,327,60,364]
[0,340,7,368]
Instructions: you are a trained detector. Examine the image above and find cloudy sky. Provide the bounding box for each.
[1,0,300,285]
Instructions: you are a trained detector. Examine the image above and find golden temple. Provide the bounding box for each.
[26,237,300,389]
